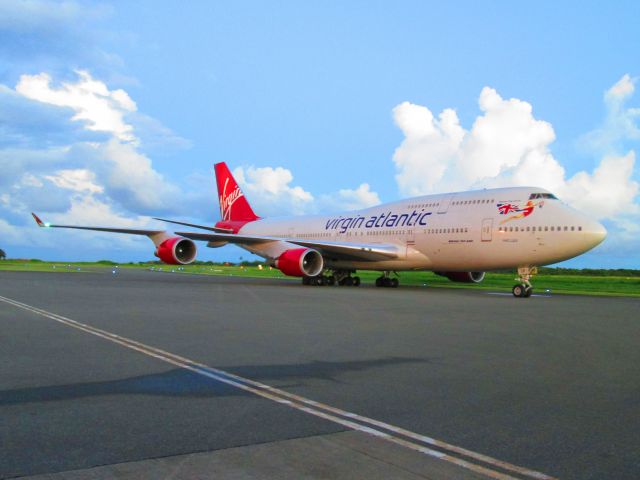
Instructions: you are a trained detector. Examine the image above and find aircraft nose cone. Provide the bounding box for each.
[585,220,607,249]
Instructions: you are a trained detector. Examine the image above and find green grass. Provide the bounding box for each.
[1,260,639,297]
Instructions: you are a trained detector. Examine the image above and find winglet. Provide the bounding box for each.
[31,213,46,227]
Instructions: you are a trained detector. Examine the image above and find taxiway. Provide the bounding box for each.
[1,269,638,479]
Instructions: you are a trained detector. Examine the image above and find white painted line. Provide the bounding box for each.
[0,295,556,480]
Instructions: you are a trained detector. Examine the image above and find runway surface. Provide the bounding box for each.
[1,269,638,479]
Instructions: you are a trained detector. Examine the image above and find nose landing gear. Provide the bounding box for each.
[513,266,537,297]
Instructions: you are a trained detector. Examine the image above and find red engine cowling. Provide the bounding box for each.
[275,248,324,277]
[435,271,485,283]
[155,237,197,265]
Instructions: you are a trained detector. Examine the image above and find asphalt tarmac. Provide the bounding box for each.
[0,269,638,479]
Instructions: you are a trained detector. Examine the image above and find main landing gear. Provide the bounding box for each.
[302,270,361,287]
[375,271,399,288]
[512,266,537,298]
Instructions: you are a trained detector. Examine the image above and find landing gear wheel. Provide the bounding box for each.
[317,275,326,286]
[302,276,310,285]
[390,278,399,288]
[353,276,361,286]
[513,267,537,298]
[326,275,336,286]
[375,277,383,287]
[344,276,354,286]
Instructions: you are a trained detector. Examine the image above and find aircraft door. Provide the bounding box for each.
[437,194,454,214]
[481,218,493,242]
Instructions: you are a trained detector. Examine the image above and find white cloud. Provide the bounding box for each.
[233,165,314,216]
[320,183,381,212]
[0,69,195,257]
[48,194,156,230]
[16,70,137,143]
[393,103,464,195]
[44,169,103,193]
[0,218,23,245]
[3,71,188,216]
[232,165,382,216]
[94,139,180,212]
[582,74,640,153]
[0,0,87,32]
[392,82,639,223]
[563,152,638,219]
[606,74,635,101]
[20,173,44,188]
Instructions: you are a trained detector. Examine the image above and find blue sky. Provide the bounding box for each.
[0,1,638,267]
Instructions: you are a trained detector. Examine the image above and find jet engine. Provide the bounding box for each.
[435,271,485,283]
[275,248,324,277]
[155,237,197,265]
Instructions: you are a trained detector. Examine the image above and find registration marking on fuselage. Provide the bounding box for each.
[0,294,556,480]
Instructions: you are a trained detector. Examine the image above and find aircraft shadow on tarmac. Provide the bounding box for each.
[0,357,432,405]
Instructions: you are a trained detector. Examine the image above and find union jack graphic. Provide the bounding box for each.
[497,200,543,224]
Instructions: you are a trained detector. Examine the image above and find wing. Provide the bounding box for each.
[175,230,400,261]
[32,213,400,262]
[32,213,166,236]
[152,217,233,233]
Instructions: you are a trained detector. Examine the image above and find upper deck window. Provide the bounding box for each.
[529,193,558,200]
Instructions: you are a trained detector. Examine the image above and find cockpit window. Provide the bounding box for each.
[529,193,558,200]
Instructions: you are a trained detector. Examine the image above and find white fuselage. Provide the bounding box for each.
[232,187,606,272]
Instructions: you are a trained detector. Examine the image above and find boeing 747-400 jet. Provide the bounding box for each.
[33,162,606,297]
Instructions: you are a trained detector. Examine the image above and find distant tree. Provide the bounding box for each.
[0,249,6,260]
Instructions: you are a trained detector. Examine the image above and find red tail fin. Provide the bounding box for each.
[214,162,259,222]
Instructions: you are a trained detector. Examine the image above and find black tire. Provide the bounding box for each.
[512,284,525,297]
[344,277,354,286]
[317,275,325,286]
[353,276,361,286]
[524,286,533,297]
[391,278,399,288]
[326,275,336,286]
[383,277,392,287]
[375,277,383,287]
[302,276,310,285]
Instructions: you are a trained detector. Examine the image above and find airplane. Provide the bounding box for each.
[32,162,607,297]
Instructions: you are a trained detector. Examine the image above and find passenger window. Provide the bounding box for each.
[578,226,582,231]
[544,226,548,231]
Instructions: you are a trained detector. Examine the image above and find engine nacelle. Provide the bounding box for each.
[275,248,324,277]
[435,271,485,283]
[155,237,197,265]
